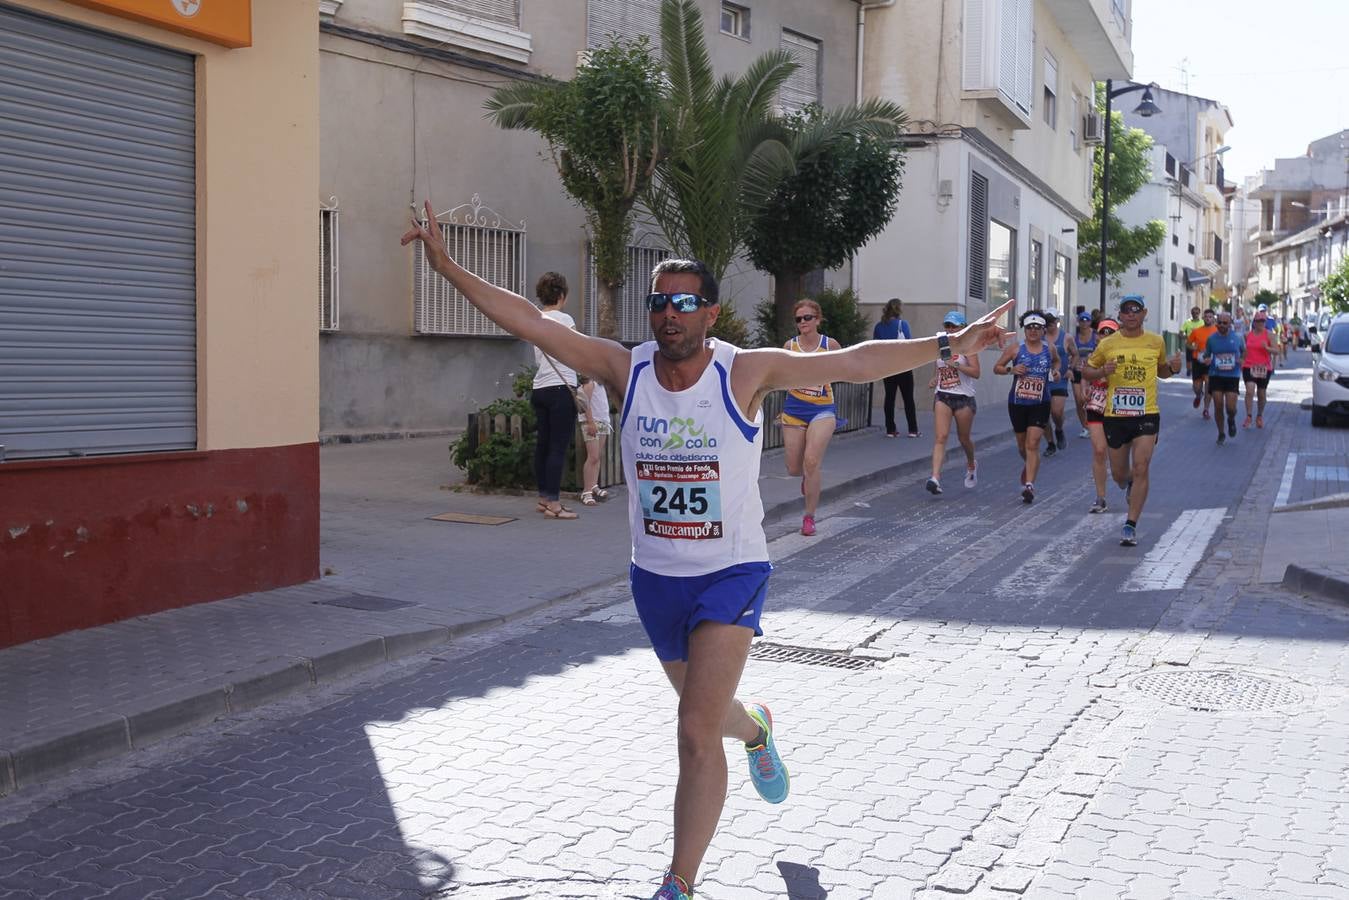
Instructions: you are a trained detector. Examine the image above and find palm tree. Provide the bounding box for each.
[645,0,908,289]
[485,40,666,339]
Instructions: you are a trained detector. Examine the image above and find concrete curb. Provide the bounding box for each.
[0,426,1019,798]
[1272,492,1349,514]
[1281,564,1349,604]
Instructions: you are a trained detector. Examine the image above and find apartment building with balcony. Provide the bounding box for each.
[855,0,1133,411]
[316,0,860,439]
[1252,211,1349,322]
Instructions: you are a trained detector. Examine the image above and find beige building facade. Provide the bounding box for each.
[318,0,861,440]
[0,0,320,646]
[856,0,1133,412]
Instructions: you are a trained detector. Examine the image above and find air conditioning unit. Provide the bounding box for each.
[1083,112,1104,145]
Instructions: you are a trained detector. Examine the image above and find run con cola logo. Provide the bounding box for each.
[635,415,720,451]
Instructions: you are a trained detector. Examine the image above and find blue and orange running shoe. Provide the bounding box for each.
[744,702,789,804]
[651,871,693,899]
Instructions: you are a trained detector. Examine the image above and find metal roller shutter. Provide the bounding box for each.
[0,3,196,461]
[587,0,662,51]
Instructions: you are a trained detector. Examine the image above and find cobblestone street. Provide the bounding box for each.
[2,383,1347,899]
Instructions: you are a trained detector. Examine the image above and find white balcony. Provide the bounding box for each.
[1040,0,1133,79]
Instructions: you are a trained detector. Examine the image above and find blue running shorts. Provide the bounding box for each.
[630,561,772,662]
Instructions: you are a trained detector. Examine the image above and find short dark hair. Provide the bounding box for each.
[650,258,718,306]
[535,271,568,306]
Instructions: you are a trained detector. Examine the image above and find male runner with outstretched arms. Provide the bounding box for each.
[401,202,1013,899]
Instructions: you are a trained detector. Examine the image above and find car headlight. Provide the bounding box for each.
[1318,367,1342,381]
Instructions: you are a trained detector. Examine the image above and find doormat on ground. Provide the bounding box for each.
[427,511,516,526]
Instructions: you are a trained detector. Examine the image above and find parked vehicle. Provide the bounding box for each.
[1311,313,1349,427]
[1310,309,1334,354]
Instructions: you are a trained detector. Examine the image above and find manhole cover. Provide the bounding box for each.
[749,644,876,670]
[316,594,417,611]
[1130,669,1306,712]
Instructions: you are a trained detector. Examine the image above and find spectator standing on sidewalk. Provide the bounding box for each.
[577,377,612,506]
[531,272,580,520]
[874,298,919,437]
[403,200,1013,900]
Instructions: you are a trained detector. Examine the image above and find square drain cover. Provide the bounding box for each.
[428,512,516,526]
[749,644,876,670]
[316,594,416,611]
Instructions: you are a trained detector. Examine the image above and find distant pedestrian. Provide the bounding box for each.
[874,298,919,437]
[531,272,580,519]
[578,377,612,506]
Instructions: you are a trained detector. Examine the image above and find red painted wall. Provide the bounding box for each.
[0,443,319,648]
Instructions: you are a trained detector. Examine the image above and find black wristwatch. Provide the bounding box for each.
[937,334,952,361]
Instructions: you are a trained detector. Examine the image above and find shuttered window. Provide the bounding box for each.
[968,172,989,302]
[585,242,671,344]
[587,0,662,51]
[0,5,197,460]
[779,29,821,113]
[962,0,1032,116]
[434,0,519,27]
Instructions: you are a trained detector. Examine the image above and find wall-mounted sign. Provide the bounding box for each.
[62,0,251,48]
[1137,268,1149,277]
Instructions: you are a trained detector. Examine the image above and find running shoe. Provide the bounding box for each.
[1021,483,1035,504]
[801,515,816,537]
[1089,497,1108,514]
[925,477,943,495]
[1243,414,1252,428]
[1202,409,1211,420]
[886,431,899,438]
[1217,432,1226,446]
[1045,442,1057,458]
[907,431,921,438]
[1055,428,1066,447]
[1193,395,1201,408]
[1078,428,1090,439]
[1228,421,1237,438]
[964,465,978,489]
[1120,523,1137,547]
[744,703,789,804]
[651,872,693,900]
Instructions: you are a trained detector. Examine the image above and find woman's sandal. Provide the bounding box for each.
[541,505,578,519]
[580,490,598,506]
[589,485,610,502]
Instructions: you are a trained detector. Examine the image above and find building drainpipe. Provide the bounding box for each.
[852,0,897,297]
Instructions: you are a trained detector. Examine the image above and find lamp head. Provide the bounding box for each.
[1133,87,1161,118]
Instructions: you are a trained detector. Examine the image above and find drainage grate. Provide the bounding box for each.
[1130,669,1306,712]
[316,594,417,612]
[749,644,877,670]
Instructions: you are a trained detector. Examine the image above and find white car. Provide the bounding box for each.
[1311,313,1349,427]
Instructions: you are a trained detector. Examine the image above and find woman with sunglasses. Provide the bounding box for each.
[1083,318,1119,513]
[925,311,981,494]
[993,310,1060,504]
[781,300,841,536]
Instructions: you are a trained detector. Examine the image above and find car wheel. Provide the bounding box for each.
[1311,405,1328,427]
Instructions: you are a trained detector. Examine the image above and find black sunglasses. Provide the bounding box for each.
[645,292,713,313]
[794,314,817,323]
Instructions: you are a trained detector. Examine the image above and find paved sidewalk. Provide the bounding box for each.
[0,404,1008,797]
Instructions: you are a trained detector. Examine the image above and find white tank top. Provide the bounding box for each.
[620,339,768,576]
[933,353,977,397]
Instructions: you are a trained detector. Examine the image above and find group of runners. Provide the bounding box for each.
[1183,303,1281,434]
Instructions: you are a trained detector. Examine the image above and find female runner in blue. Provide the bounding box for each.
[780,299,841,535]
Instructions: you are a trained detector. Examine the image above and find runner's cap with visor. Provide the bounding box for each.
[1097,318,1119,334]
[1119,294,1145,311]
[1022,314,1047,328]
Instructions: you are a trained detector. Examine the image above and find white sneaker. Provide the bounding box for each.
[925,477,943,495]
[964,465,977,489]
[1078,427,1090,439]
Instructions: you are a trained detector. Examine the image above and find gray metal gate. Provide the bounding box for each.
[0,3,196,460]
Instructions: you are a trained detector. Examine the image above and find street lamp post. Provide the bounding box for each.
[1099,80,1161,311]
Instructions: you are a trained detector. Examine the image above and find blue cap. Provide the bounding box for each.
[943,310,967,327]
[1120,294,1146,310]
[1077,312,1092,322]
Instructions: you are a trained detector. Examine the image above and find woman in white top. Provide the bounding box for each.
[925,310,982,494]
[531,272,580,519]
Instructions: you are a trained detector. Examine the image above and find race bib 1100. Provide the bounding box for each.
[1111,386,1146,416]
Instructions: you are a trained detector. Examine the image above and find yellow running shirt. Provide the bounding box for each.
[1087,332,1167,417]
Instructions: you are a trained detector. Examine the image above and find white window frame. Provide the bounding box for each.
[402,0,531,64]
[720,2,749,40]
[320,200,339,332]
[1069,91,1079,150]
[413,196,525,336]
[961,0,1033,124]
[585,239,671,344]
[779,29,821,114]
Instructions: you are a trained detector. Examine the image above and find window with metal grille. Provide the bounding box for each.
[320,204,339,332]
[585,242,672,344]
[587,0,661,50]
[413,196,524,336]
[779,29,821,113]
[968,172,989,301]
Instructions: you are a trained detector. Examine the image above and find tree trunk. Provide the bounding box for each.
[597,277,621,341]
[774,269,806,345]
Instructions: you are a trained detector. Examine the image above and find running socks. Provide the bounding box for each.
[1125,519,1137,529]
[745,726,768,750]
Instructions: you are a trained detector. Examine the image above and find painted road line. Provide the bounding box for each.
[1274,452,1297,510]
[1121,508,1228,592]
[995,511,1120,597]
